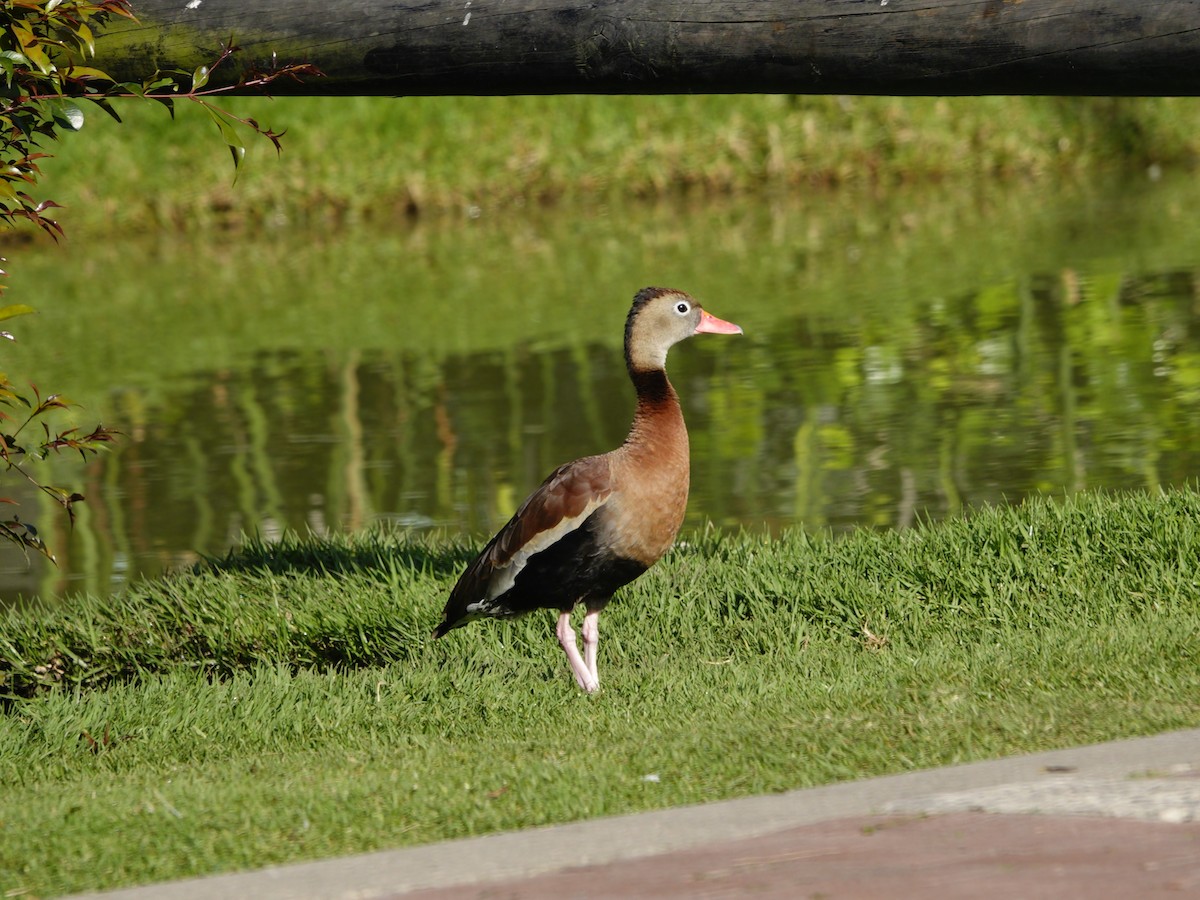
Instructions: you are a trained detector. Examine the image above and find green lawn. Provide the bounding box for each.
[2,488,1199,896]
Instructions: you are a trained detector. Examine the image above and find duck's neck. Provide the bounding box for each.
[624,368,688,462]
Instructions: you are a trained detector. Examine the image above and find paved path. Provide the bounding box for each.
[77,727,1200,899]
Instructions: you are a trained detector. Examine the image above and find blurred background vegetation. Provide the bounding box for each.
[28,93,1200,234]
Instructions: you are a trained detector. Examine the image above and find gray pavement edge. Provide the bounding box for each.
[71,726,1200,900]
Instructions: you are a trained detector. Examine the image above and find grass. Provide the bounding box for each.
[2,487,1199,896]
[29,93,1200,235]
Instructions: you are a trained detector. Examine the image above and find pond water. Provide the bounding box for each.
[5,172,1200,604]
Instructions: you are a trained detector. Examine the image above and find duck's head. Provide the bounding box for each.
[624,287,742,373]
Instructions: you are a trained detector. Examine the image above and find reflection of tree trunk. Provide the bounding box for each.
[388,353,416,527]
[182,434,214,558]
[792,419,824,528]
[236,373,285,539]
[896,466,916,530]
[126,404,150,569]
[79,451,127,599]
[339,351,369,531]
[1061,268,1081,307]
[1058,342,1084,494]
[35,478,70,601]
[434,381,457,523]
[538,348,553,478]
[496,346,523,527]
[571,343,606,448]
[937,434,962,517]
[223,376,256,536]
[1055,270,1087,494]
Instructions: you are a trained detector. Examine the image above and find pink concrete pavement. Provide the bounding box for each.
[401,812,1200,899]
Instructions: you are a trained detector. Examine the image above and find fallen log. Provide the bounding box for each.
[95,1,1200,96]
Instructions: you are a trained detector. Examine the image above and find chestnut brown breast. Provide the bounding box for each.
[601,369,690,567]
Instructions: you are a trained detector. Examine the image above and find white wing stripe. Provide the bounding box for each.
[485,495,608,601]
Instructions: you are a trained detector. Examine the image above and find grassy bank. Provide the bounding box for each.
[3,488,1199,896]
[30,93,1200,235]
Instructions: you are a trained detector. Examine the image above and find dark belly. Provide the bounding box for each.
[495,511,649,616]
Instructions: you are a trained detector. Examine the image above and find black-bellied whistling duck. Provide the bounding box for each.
[433,287,742,692]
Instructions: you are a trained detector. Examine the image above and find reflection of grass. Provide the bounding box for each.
[3,487,1199,895]
[34,94,1200,234]
[13,169,1200,416]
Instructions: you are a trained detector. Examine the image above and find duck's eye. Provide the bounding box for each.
[675,301,690,315]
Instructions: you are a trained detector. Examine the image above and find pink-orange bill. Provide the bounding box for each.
[694,309,743,335]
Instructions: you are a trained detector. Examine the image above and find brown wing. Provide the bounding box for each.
[434,454,614,636]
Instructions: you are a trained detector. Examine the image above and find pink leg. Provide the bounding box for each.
[556,611,599,693]
[582,610,600,687]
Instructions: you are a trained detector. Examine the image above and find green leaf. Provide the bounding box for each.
[0,516,56,563]
[62,65,111,81]
[47,99,84,132]
[11,25,54,76]
[25,44,54,76]
[10,21,35,48]
[86,95,122,123]
[206,105,247,180]
[151,95,175,119]
[0,304,35,323]
[139,76,178,95]
[75,22,95,56]
[227,142,247,175]
[192,64,210,92]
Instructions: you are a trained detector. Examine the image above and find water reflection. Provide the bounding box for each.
[5,175,1200,603]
